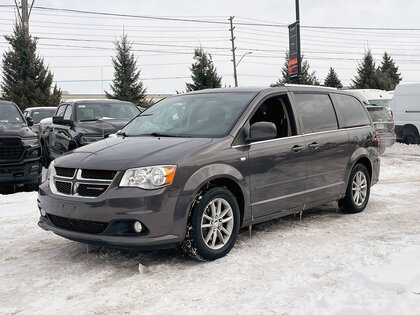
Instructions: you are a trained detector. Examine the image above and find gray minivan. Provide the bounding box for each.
[38,87,380,261]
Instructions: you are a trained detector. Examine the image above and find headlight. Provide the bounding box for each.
[46,160,55,183]
[120,165,176,189]
[80,135,103,144]
[21,138,39,147]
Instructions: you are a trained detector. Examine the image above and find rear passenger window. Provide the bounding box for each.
[333,94,371,128]
[294,93,338,134]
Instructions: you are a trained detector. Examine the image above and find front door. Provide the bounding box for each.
[248,94,307,219]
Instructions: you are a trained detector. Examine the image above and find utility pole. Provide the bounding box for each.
[295,0,301,84]
[14,0,34,34]
[229,16,238,87]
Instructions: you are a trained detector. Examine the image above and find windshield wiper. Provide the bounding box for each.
[149,132,179,137]
[79,119,98,122]
[116,131,128,137]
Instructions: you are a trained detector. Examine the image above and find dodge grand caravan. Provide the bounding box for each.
[38,87,380,261]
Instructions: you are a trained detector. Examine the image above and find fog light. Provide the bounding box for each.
[40,209,46,217]
[133,221,143,233]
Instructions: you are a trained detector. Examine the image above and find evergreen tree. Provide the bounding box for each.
[1,24,61,110]
[324,67,343,88]
[378,52,402,90]
[186,48,222,91]
[352,50,383,89]
[271,51,319,86]
[106,33,148,106]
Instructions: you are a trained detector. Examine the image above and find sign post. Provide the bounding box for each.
[288,21,301,83]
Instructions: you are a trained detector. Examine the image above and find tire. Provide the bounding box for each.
[403,130,419,145]
[181,187,240,261]
[41,142,51,168]
[339,164,371,214]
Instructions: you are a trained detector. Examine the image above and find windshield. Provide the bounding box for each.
[367,108,392,122]
[76,102,139,121]
[121,92,257,137]
[0,103,24,124]
[30,109,56,124]
[369,99,392,110]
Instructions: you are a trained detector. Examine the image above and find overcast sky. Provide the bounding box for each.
[0,0,419,95]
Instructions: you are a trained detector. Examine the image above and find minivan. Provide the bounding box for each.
[38,87,380,261]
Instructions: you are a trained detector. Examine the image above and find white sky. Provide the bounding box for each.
[0,0,419,94]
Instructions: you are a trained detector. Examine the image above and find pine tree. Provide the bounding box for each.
[1,24,61,110]
[106,33,148,106]
[378,52,402,90]
[271,51,319,86]
[324,67,343,88]
[186,48,222,91]
[352,50,383,89]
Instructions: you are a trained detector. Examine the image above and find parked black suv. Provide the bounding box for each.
[38,87,380,260]
[41,99,140,165]
[0,101,42,191]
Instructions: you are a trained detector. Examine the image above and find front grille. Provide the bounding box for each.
[81,169,116,180]
[0,138,24,161]
[77,184,108,197]
[55,167,76,178]
[48,214,108,234]
[55,181,72,195]
[51,167,116,198]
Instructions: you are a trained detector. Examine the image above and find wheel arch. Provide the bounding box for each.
[181,164,249,227]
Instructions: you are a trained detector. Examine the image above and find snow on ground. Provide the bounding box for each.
[1,143,420,314]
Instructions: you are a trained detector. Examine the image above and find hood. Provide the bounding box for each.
[74,119,129,136]
[55,136,213,170]
[0,122,37,138]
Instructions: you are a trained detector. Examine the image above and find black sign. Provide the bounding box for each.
[288,21,300,79]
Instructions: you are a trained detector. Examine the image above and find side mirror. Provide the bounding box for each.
[26,116,34,127]
[52,116,62,124]
[53,116,73,127]
[248,122,277,142]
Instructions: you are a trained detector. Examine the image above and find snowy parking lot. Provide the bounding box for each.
[1,143,419,314]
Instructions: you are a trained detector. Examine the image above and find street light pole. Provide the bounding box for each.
[229,16,238,87]
[236,51,252,67]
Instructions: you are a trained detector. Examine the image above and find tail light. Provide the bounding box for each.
[390,110,393,118]
[375,131,380,151]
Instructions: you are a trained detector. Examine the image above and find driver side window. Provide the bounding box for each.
[55,105,67,117]
[63,105,72,120]
[250,94,296,138]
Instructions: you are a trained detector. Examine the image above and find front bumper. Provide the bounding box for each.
[37,180,189,248]
[0,158,41,186]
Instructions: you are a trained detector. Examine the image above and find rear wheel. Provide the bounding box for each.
[403,130,419,145]
[339,164,370,213]
[181,187,240,261]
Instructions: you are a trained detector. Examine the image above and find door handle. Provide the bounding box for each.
[308,142,319,150]
[291,145,304,153]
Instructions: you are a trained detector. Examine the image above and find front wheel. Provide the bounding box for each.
[339,164,371,213]
[182,187,240,261]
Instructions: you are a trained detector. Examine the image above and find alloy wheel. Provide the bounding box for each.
[200,198,234,250]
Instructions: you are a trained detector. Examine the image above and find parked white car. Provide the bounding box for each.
[345,89,393,116]
[392,83,420,144]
